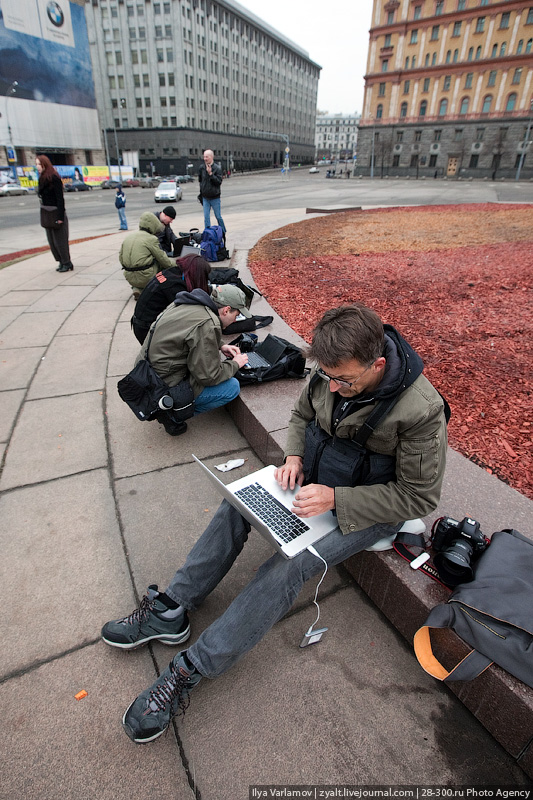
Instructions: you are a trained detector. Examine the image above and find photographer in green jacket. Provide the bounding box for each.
[102,303,447,744]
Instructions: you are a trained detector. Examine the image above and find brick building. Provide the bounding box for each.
[356,0,533,179]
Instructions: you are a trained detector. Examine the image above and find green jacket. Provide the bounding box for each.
[138,289,239,396]
[285,333,447,534]
[120,212,176,290]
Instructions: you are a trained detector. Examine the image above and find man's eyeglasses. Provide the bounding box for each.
[317,364,373,389]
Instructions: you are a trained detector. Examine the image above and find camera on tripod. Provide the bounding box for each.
[431,516,490,586]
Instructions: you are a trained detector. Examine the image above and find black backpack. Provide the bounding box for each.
[231,333,308,385]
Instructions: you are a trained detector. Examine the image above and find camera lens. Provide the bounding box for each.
[158,395,173,410]
[433,539,475,586]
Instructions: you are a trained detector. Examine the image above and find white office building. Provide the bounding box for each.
[315,113,361,162]
[84,0,321,174]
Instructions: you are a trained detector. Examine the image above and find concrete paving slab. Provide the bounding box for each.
[0,388,25,442]
[0,290,48,306]
[0,643,195,800]
[58,300,126,336]
[61,272,110,286]
[13,269,74,291]
[0,310,70,348]
[119,296,136,323]
[83,256,123,275]
[0,470,133,676]
[27,333,111,399]
[107,319,139,378]
[24,284,94,313]
[106,377,249,478]
[0,392,107,490]
[179,589,529,796]
[85,276,132,303]
[0,304,22,333]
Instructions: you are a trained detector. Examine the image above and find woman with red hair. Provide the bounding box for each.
[131,253,212,343]
[36,154,74,272]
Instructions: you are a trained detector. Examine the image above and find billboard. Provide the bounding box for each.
[0,0,101,148]
[1,164,134,188]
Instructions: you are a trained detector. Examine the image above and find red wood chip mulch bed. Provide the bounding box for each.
[249,203,533,501]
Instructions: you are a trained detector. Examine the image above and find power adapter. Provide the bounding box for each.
[299,545,329,648]
[300,625,328,648]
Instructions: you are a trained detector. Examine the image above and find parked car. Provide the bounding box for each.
[123,178,140,187]
[176,174,194,183]
[154,180,182,203]
[309,166,319,174]
[101,179,121,189]
[65,181,92,192]
[139,177,160,188]
[0,183,30,196]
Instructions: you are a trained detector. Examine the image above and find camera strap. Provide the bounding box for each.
[393,540,452,590]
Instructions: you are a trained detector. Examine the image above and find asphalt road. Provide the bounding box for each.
[1,168,532,258]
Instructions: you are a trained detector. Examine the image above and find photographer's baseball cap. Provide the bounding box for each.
[211,285,252,318]
[162,205,176,219]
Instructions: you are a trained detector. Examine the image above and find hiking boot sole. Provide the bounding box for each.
[101,622,191,650]
[122,703,169,743]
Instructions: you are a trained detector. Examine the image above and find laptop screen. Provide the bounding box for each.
[255,335,288,365]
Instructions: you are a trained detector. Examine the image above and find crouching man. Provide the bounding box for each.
[138,283,251,435]
[102,303,447,742]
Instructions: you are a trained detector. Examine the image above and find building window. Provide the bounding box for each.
[387,11,395,24]
[432,52,437,65]
[435,1,444,15]
[500,42,507,56]
[143,74,149,86]
[527,8,533,24]
[476,128,485,142]
[434,129,442,142]
[506,92,517,111]
[482,95,493,113]
[159,74,166,86]
[443,75,451,90]
[425,53,430,66]
[405,56,410,69]
[446,50,451,63]
[376,104,383,119]
[415,130,422,142]
[414,5,421,19]
[423,78,430,92]
[430,25,439,41]
[460,97,469,114]
[512,68,522,84]
[465,73,473,89]
[492,43,498,57]
[379,82,386,96]
[517,39,524,54]
[392,155,400,167]
[404,80,410,94]
[438,98,448,116]
[419,100,427,116]
[468,47,474,61]
[527,39,533,54]
[475,17,485,34]
[412,55,417,68]
[384,34,392,47]
[500,12,510,29]
[410,29,418,44]
[453,49,459,62]
[452,21,462,37]
[382,60,388,72]
[396,131,404,142]
[400,102,408,118]
[457,0,466,8]
[469,154,479,169]
[429,154,437,167]
[454,129,463,141]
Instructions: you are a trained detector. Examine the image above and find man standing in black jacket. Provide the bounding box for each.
[198,149,226,234]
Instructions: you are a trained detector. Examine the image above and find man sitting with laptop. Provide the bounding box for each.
[102,303,448,744]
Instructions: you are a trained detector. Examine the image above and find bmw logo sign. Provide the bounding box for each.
[46,1,64,27]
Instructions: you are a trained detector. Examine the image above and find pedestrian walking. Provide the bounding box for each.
[36,154,74,273]
[115,185,128,230]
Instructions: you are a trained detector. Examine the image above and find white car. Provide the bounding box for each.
[0,183,30,196]
[154,180,182,203]
[309,166,319,174]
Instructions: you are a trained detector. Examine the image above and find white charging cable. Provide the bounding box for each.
[300,544,329,648]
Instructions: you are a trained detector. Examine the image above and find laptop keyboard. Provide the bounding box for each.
[235,483,310,542]
[245,352,270,369]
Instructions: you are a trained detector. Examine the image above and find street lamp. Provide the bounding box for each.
[113,98,126,182]
[515,100,533,181]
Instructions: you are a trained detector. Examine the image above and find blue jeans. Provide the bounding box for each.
[193,378,240,414]
[117,208,128,230]
[202,197,225,233]
[166,500,401,679]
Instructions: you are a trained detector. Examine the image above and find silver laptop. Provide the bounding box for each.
[192,454,338,559]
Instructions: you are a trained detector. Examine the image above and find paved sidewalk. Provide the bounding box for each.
[0,207,531,800]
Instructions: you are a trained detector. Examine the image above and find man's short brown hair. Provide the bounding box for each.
[308,304,385,368]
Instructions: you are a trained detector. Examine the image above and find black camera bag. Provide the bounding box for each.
[230,333,307,385]
[414,528,533,688]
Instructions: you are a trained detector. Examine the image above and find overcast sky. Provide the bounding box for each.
[237,0,374,115]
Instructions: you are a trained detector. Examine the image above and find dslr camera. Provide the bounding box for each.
[431,516,490,586]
